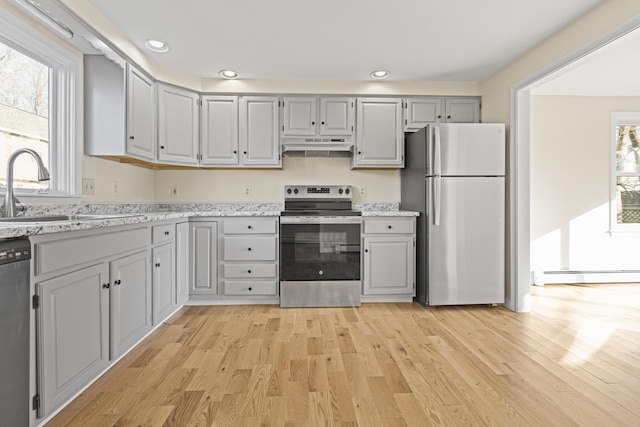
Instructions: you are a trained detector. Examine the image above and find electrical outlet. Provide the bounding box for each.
[359,186,367,197]
[82,178,95,195]
[243,185,252,197]
[170,186,179,197]
[112,181,118,195]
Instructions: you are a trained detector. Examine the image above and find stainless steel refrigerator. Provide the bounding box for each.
[401,123,505,306]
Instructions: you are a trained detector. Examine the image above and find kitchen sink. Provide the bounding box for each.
[0,214,143,224]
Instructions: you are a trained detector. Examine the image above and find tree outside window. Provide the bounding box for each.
[613,113,640,225]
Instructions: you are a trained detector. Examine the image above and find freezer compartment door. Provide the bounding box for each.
[433,123,505,176]
[427,176,505,305]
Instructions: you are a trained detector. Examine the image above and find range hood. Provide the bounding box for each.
[281,139,354,158]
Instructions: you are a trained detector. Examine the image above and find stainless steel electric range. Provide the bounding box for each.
[280,185,361,308]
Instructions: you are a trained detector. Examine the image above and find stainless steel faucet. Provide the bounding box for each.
[2,148,50,217]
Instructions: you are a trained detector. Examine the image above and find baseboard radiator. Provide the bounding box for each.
[531,270,640,286]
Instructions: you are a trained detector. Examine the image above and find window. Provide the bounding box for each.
[611,112,640,230]
[0,7,80,200]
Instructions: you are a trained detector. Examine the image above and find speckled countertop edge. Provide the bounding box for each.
[0,203,419,239]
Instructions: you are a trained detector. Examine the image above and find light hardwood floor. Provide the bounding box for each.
[46,284,640,426]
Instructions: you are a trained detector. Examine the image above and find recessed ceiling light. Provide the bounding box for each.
[219,70,239,79]
[144,39,169,53]
[370,70,390,79]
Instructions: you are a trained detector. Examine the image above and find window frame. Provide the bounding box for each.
[610,112,640,232]
[0,6,81,201]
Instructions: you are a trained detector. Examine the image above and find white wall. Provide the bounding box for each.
[81,156,155,202]
[153,157,399,203]
[530,95,640,272]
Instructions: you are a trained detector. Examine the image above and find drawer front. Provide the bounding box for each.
[223,236,277,261]
[224,280,277,296]
[35,227,150,276]
[152,224,174,244]
[224,217,277,234]
[224,263,277,279]
[363,218,415,234]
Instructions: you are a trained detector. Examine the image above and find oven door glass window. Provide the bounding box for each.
[281,223,361,281]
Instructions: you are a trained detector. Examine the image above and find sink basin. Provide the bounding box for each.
[0,214,142,224]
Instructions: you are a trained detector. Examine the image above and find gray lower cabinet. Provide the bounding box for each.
[175,222,190,304]
[109,250,152,359]
[189,221,219,295]
[221,217,279,299]
[362,217,416,296]
[36,263,110,418]
[152,243,175,325]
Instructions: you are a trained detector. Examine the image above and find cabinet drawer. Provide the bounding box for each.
[224,217,277,234]
[152,224,174,244]
[224,263,277,278]
[224,280,277,296]
[35,227,150,276]
[223,236,277,261]
[363,219,414,234]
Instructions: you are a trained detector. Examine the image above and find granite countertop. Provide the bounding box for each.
[0,203,419,239]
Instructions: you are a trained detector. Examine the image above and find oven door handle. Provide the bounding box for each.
[280,216,362,224]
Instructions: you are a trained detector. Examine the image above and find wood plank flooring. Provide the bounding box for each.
[46,284,640,426]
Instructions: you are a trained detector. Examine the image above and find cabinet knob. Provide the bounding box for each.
[358,151,362,155]
[233,150,237,154]
[248,270,252,274]
[437,115,442,119]
[164,231,170,235]
[155,262,161,267]
[248,247,252,251]
[247,225,252,229]
[365,249,368,252]
[321,121,325,125]
[311,121,315,125]
[248,287,252,291]
[114,279,121,285]
[160,145,165,149]
[243,151,247,155]
[388,225,392,229]
[103,283,110,289]
[129,136,135,140]
[447,115,451,119]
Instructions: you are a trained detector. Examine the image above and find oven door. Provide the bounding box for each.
[280,216,361,281]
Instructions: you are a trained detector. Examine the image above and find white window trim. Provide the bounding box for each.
[0,6,81,201]
[610,112,640,233]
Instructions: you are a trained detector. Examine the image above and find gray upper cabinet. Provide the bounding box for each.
[201,95,240,166]
[282,96,354,137]
[157,83,200,166]
[240,96,281,167]
[444,97,481,123]
[126,65,156,160]
[84,55,156,162]
[404,97,480,131]
[354,98,404,168]
[404,98,443,131]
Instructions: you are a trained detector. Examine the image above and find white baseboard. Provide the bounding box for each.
[531,270,640,285]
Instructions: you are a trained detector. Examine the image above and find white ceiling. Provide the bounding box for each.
[85,0,604,81]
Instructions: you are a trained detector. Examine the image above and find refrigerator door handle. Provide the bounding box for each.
[433,126,442,177]
[433,175,441,226]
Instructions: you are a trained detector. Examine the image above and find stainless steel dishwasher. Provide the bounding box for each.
[0,237,31,426]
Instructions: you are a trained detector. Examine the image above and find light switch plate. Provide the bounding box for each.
[82,178,95,195]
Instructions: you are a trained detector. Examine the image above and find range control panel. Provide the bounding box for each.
[284,185,352,200]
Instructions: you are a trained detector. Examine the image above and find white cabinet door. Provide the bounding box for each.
[175,222,190,304]
[444,98,480,123]
[240,96,281,167]
[37,264,110,417]
[201,95,239,166]
[126,65,156,161]
[363,236,415,295]
[190,221,218,295]
[152,242,176,324]
[282,96,316,136]
[320,97,354,136]
[405,98,443,131]
[110,250,151,359]
[354,98,404,167]
[157,84,199,165]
